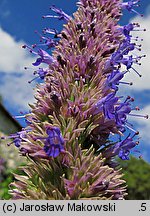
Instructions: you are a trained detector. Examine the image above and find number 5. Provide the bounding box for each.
[141,203,146,211]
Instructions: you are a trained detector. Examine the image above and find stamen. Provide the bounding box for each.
[136,106,140,110]
[128,113,149,119]
[124,96,131,103]
[43,15,61,19]
[22,44,37,55]
[131,36,143,42]
[42,28,59,37]
[131,67,142,77]
[131,8,143,17]
[132,28,146,32]
[7,141,14,146]
[13,115,26,119]
[119,81,133,85]
[125,124,139,133]
[28,76,39,84]
[24,66,34,70]
[126,121,134,127]
[32,44,37,48]
[135,130,140,135]
[42,5,71,22]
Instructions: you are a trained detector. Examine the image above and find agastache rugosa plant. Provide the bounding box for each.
[6,0,148,199]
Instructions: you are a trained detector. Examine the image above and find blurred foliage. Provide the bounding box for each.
[119,156,150,200]
[0,95,2,103]
[0,167,13,200]
[0,163,25,200]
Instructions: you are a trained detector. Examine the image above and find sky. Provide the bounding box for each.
[0,0,150,162]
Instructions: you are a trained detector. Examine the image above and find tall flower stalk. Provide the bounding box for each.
[7,0,148,199]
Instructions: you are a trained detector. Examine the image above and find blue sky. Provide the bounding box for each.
[0,0,150,161]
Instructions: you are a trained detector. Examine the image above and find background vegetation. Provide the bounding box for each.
[119,156,150,200]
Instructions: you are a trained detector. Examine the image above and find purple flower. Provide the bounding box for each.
[121,0,143,16]
[22,45,56,66]
[104,133,138,160]
[33,31,58,49]
[42,28,59,38]
[120,23,142,40]
[32,49,55,66]
[111,41,135,64]
[8,130,27,147]
[93,92,118,119]
[120,56,134,69]
[121,23,134,39]
[93,93,134,133]
[107,70,125,90]
[108,38,143,77]
[118,149,130,160]
[43,127,64,158]
[34,68,48,79]
[33,38,58,50]
[25,67,48,83]
[115,105,131,128]
[43,5,71,22]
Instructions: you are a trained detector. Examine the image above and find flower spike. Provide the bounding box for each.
[8,0,148,200]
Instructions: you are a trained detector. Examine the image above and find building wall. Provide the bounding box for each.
[0,104,21,134]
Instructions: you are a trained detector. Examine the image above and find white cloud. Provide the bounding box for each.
[0,27,34,73]
[0,73,35,110]
[0,27,36,110]
[122,12,150,91]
